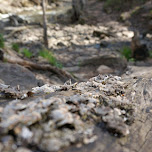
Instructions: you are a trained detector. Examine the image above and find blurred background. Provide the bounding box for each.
[0,0,152,88]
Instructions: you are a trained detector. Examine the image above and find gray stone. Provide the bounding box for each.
[0,63,39,90]
[97,65,114,74]
[16,147,32,152]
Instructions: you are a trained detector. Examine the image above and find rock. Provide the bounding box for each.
[1,136,16,152]
[40,138,63,152]
[1,69,152,152]
[0,75,133,152]
[102,107,129,136]
[120,12,131,21]
[51,108,74,127]
[96,65,114,74]
[11,0,34,7]
[63,66,80,72]
[93,30,114,39]
[0,83,32,99]
[146,33,152,39]
[0,143,3,151]
[57,42,66,47]
[95,106,112,116]
[16,148,32,152]
[20,127,33,140]
[0,79,4,84]
[81,54,127,75]
[72,0,87,21]
[0,1,13,14]
[122,31,134,38]
[9,15,28,26]
[0,63,39,90]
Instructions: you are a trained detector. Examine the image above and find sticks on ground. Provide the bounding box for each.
[0,49,76,82]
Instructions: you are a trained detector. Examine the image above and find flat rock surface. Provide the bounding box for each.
[66,70,152,152]
[0,62,39,90]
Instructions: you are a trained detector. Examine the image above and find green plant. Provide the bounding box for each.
[0,34,5,48]
[149,50,152,58]
[129,58,135,62]
[121,46,132,61]
[39,49,62,68]
[12,43,20,52]
[22,48,32,58]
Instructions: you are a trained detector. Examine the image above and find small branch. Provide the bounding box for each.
[0,49,76,82]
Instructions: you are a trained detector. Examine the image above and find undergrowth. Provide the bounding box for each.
[39,49,62,68]
[12,43,20,52]
[121,46,134,61]
[0,34,5,48]
[0,34,62,68]
[11,43,62,68]
[149,50,152,58]
[22,48,33,58]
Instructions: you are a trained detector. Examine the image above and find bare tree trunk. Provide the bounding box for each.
[72,0,87,22]
[41,0,48,48]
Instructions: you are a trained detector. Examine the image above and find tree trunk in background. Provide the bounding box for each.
[72,0,87,21]
[41,0,48,48]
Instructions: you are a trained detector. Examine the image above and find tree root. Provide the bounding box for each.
[0,49,77,82]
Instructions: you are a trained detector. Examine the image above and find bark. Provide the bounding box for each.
[41,0,48,48]
[66,70,152,152]
[72,0,87,21]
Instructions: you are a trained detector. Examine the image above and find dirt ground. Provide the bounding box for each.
[0,0,152,84]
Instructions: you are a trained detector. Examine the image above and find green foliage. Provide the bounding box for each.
[12,43,20,52]
[121,46,132,61]
[0,34,5,48]
[22,48,33,58]
[149,50,152,58]
[39,49,62,68]
[128,58,135,62]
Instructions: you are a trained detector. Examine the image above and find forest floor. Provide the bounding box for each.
[0,0,152,87]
